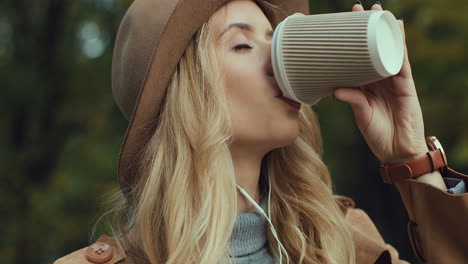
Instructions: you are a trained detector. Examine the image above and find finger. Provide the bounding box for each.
[371,2,383,11]
[333,87,373,128]
[352,1,364,11]
[397,19,412,79]
[398,19,406,43]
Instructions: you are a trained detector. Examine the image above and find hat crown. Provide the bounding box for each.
[111,0,180,120]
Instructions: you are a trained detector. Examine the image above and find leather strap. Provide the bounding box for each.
[380,149,447,184]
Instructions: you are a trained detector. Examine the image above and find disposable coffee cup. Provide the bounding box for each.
[271,10,404,105]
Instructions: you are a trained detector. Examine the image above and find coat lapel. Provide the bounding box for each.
[336,195,406,264]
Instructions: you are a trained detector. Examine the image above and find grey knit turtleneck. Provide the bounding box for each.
[228,196,276,264]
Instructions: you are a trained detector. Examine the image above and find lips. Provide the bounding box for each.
[278,95,301,110]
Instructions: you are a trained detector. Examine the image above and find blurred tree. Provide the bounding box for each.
[0,0,129,263]
[0,0,466,263]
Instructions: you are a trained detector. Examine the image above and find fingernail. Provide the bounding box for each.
[355,0,362,5]
[375,1,382,5]
[399,18,404,23]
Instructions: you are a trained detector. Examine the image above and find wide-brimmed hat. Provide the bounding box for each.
[112,0,310,192]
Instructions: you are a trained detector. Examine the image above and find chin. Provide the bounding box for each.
[273,128,301,149]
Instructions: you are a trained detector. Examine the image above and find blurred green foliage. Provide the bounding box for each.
[0,0,466,263]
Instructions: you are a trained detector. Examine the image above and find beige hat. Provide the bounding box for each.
[112,0,310,191]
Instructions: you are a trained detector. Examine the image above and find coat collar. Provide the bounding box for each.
[336,195,397,264]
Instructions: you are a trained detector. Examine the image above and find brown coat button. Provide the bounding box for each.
[85,242,114,263]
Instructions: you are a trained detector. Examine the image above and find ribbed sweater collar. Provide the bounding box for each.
[228,197,269,257]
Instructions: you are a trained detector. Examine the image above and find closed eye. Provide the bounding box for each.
[233,44,254,51]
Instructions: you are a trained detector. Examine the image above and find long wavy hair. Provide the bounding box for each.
[104,2,356,263]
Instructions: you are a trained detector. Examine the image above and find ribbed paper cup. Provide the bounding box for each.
[271,10,404,105]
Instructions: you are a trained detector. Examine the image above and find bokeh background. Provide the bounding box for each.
[1,0,467,263]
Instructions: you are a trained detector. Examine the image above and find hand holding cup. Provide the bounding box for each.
[333,2,430,166]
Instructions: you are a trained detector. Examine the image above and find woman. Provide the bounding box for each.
[55,0,468,263]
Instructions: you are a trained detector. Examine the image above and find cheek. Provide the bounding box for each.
[223,62,269,117]
[222,63,300,145]
[224,61,257,93]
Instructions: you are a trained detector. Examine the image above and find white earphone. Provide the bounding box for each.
[236,176,289,264]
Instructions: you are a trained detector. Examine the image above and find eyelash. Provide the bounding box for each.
[233,44,254,51]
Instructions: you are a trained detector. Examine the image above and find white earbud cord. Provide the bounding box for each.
[236,178,290,264]
[267,176,289,264]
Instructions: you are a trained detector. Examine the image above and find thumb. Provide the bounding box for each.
[333,87,373,130]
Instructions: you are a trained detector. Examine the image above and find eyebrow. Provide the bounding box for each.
[218,23,274,40]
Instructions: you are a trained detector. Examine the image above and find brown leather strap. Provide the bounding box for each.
[380,149,447,184]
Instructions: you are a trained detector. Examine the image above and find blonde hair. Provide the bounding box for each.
[105,3,356,264]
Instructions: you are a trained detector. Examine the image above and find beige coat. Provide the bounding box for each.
[54,168,468,264]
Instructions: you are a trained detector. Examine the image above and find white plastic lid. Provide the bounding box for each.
[368,11,404,77]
